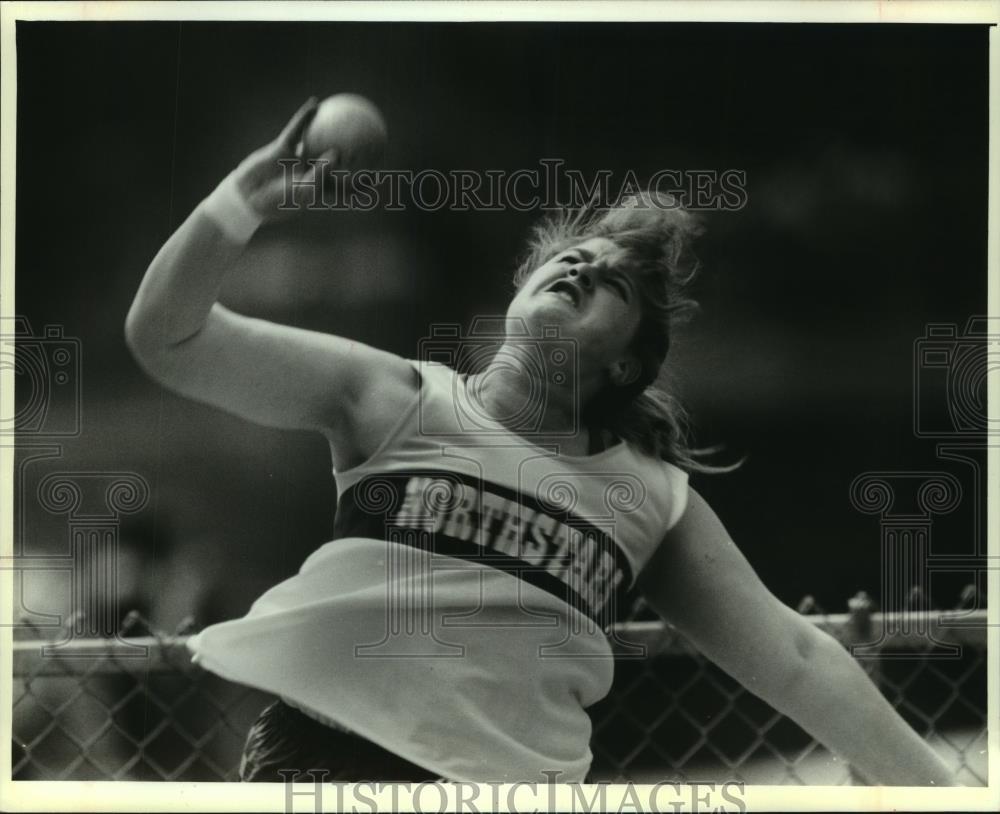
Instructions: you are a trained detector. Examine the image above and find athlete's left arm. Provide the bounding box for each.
[635,487,957,786]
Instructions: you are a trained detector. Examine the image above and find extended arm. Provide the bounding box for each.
[637,488,956,786]
[125,99,415,468]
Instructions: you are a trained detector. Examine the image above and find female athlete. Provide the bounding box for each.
[125,99,956,785]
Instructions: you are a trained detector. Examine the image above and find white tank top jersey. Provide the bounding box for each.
[187,359,690,782]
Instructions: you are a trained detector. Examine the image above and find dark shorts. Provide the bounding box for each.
[239,700,440,782]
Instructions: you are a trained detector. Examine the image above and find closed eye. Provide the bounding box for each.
[606,275,631,301]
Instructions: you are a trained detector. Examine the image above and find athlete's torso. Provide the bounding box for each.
[188,359,689,781]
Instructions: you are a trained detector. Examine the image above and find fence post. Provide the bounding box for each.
[846,590,879,786]
[849,472,962,657]
[37,472,149,656]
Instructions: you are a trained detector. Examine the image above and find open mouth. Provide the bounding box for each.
[545,279,581,308]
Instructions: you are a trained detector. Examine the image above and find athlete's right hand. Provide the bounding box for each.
[229,97,336,222]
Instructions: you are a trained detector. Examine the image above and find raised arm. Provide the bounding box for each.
[637,488,957,786]
[124,99,416,470]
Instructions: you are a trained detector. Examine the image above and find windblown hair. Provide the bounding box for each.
[513,190,734,473]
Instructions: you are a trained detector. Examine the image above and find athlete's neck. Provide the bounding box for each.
[470,345,595,454]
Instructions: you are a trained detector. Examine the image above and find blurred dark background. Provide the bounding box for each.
[12,22,988,629]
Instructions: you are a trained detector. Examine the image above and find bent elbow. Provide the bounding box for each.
[123,304,161,371]
[779,621,837,702]
[124,303,184,384]
[792,615,821,663]
[123,305,145,356]
[748,612,827,706]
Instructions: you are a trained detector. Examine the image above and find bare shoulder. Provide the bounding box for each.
[324,345,421,471]
[637,485,783,640]
[662,487,725,553]
[636,487,733,610]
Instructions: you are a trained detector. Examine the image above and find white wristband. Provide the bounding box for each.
[200,172,265,244]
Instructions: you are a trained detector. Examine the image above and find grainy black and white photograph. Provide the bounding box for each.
[2,1,997,812]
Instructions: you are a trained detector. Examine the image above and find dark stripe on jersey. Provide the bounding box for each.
[332,469,632,626]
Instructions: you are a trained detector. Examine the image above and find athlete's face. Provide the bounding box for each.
[508,236,644,386]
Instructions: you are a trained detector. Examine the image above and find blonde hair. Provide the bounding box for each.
[513,191,736,473]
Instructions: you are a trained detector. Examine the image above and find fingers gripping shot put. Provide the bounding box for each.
[125,98,959,785]
[301,93,387,170]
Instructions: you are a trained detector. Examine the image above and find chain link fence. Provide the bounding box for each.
[11,589,989,785]
[590,589,988,785]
